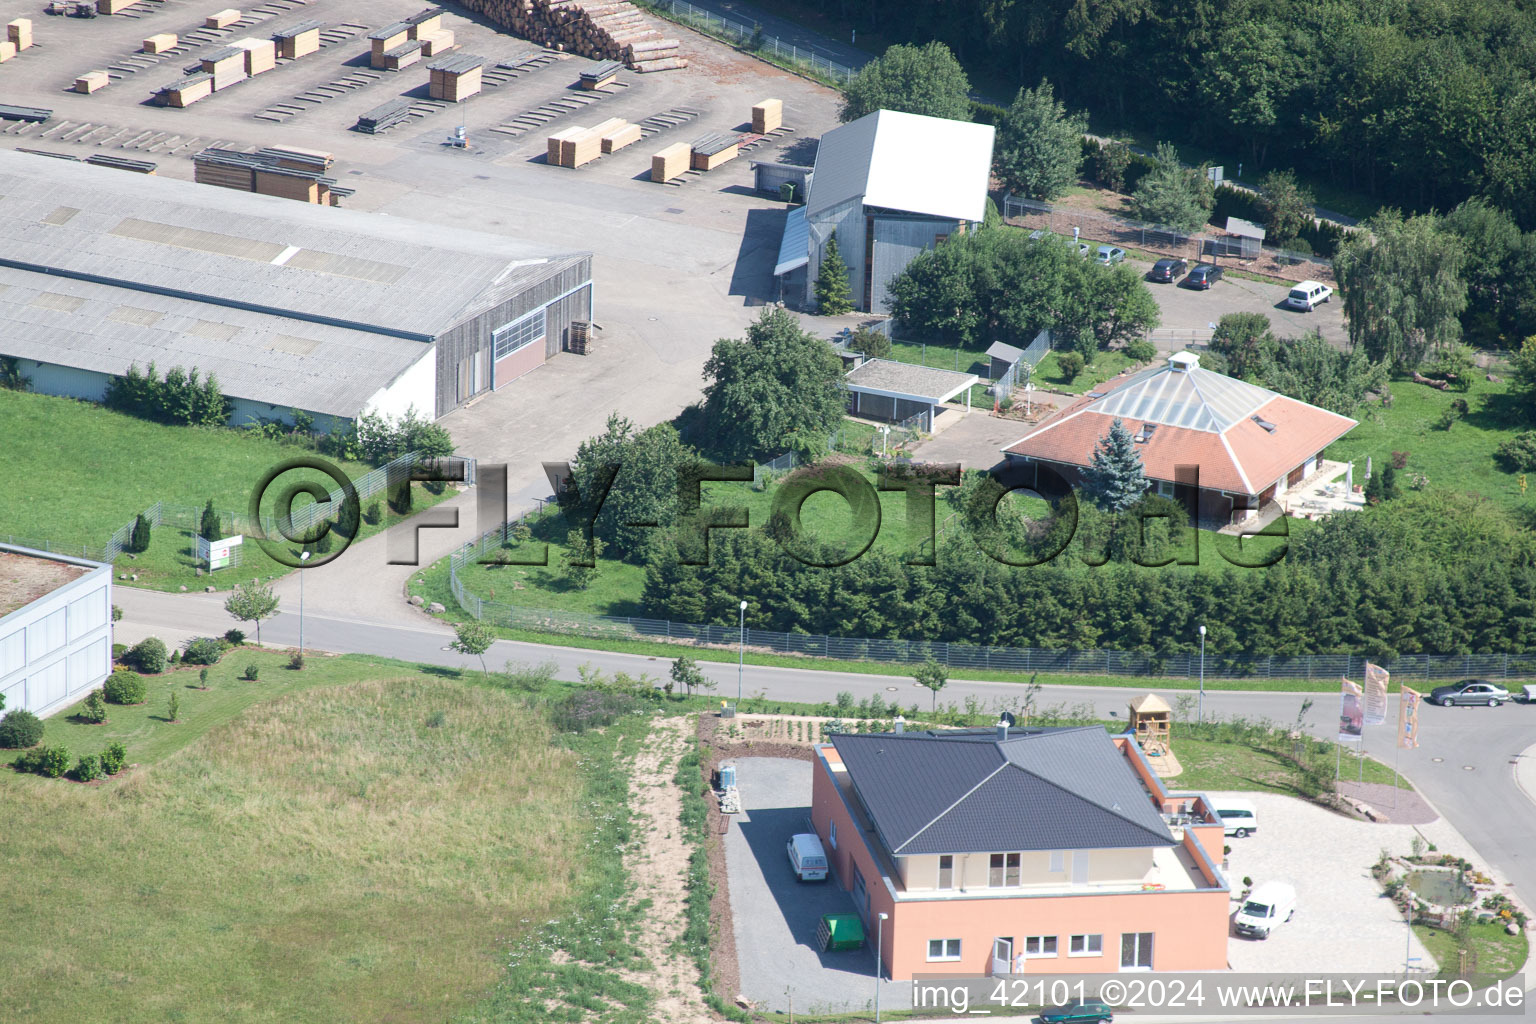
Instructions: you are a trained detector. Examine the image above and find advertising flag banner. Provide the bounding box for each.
[1363,662,1389,726]
[1398,686,1422,749]
[1339,678,1364,741]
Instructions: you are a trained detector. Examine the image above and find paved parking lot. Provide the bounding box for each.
[726,757,915,1014]
[1129,258,1348,350]
[1216,791,1442,974]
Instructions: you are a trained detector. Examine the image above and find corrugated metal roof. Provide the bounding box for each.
[808,110,993,223]
[844,358,976,402]
[773,205,808,276]
[0,150,588,340]
[0,265,426,418]
[986,341,1023,362]
[832,727,1174,856]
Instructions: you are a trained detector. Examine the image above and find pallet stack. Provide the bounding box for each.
[427,53,483,101]
[368,22,412,68]
[275,20,323,58]
[601,119,639,153]
[192,147,353,205]
[451,0,685,73]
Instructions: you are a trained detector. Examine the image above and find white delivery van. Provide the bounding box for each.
[787,833,829,882]
[1216,798,1258,837]
[1233,881,1296,939]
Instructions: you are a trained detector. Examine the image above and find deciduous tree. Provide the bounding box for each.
[1335,210,1468,370]
[993,80,1087,200]
[224,579,280,644]
[840,42,972,123]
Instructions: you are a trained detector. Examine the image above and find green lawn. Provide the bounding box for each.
[0,390,451,591]
[1032,347,1143,393]
[1324,374,1534,516]
[1414,921,1529,982]
[0,650,655,1024]
[1173,735,1411,795]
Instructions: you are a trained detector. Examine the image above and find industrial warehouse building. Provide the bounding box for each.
[0,544,113,718]
[0,150,592,427]
[775,109,994,312]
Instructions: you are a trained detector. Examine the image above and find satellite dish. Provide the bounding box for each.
[999,711,1017,727]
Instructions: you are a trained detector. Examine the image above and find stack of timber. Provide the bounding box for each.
[751,98,781,134]
[601,119,640,152]
[200,45,248,90]
[650,140,689,182]
[8,18,34,50]
[356,96,412,132]
[204,8,240,28]
[142,32,178,53]
[153,73,213,106]
[0,104,52,123]
[232,36,277,74]
[380,39,422,70]
[85,153,157,173]
[192,147,352,205]
[451,0,685,73]
[419,31,453,55]
[74,70,110,93]
[368,22,411,68]
[97,0,140,14]
[579,59,621,89]
[690,131,737,171]
[427,53,483,101]
[274,19,323,58]
[547,116,628,167]
[406,6,454,55]
[0,41,15,63]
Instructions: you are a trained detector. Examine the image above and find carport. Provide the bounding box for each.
[844,358,977,429]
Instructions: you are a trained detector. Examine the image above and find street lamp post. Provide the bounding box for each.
[737,599,748,706]
[874,911,889,1022]
[298,549,311,653]
[1198,624,1207,724]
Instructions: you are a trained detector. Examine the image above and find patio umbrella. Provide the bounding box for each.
[1365,455,1372,480]
[1346,462,1353,492]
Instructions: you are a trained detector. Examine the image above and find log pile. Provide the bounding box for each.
[452,0,685,73]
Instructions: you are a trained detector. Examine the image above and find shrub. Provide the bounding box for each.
[129,513,151,554]
[243,664,260,681]
[364,501,382,525]
[129,636,168,673]
[12,748,45,773]
[223,629,246,646]
[81,689,108,724]
[100,741,127,775]
[1125,339,1157,363]
[181,636,226,666]
[551,689,642,733]
[74,753,102,783]
[198,668,209,689]
[103,669,148,706]
[1057,351,1086,381]
[169,649,180,665]
[39,745,72,779]
[288,651,305,671]
[969,100,1006,126]
[1495,431,1536,471]
[425,710,447,729]
[1391,451,1410,469]
[167,691,180,722]
[0,709,45,749]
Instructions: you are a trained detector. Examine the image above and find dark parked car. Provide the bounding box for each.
[1149,258,1188,282]
[1039,1000,1114,1023]
[1430,680,1512,707]
[1184,264,1223,289]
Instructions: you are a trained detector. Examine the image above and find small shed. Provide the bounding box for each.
[1224,216,1266,258]
[986,341,1023,381]
[844,358,976,429]
[817,914,865,952]
[752,159,811,201]
[1128,693,1172,755]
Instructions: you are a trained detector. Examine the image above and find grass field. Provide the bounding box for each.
[0,390,451,591]
[1414,921,1529,982]
[1325,374,1534,517]
[0,650,652,1023]
[1173,735,1411,794]
[1032,347,1142,393]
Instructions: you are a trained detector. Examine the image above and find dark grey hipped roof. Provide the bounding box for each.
[831,726,1174,856]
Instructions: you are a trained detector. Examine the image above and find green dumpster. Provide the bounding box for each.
[817,913,866,952]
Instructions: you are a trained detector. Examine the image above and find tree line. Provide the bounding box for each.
[831,0,1536,231]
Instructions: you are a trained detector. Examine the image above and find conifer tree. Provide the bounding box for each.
[1082,418,1147,512]
[815,231,854,315]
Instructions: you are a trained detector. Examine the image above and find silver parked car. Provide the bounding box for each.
[1429,679,1512,707]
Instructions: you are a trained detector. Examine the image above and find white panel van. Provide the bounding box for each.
[1234,881,1296,939]
[787,833,829,881]
[1216,798,1258,837]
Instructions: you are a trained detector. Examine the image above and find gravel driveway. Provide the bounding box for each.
[725,757,914,1014]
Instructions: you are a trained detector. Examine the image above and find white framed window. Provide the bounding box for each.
[937,854,955,889]
[492,309,544,361]
[927,938,962,962]
[1049,851,1064,873]
[1121,932,1153,971]
[1023,935,1058,958]
[989,852,1021,887]
[1157,480,1175,497]
[829,822,838,849]
[1070,934,1103,957]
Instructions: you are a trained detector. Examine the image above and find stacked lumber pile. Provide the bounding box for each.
[690,131,737,171]
[142,32,178,53]
[85,153,157,173]
[651,141,689,182]
[97,0,140,13]
[407,7,455,55]
[192,146,352,205]
[0,104,52,123]
[274,19,323,59]
[368,22,411,68]
[153,73,213,106]
[752,98,781,134]
[8,18,34,52]
[0,42,15,63]
[204,8,240,27]
[232,36,276,75]
[200,45,248,90]
[451,0,685,73]
[356,97,411,133]
[546,117,634,167]
[75,70,110,93]
[427,53,484,101]
[579,59,621,89]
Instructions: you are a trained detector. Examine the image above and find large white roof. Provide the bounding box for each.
[808,110,994,223]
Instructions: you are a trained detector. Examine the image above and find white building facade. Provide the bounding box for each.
[0,545,114,718]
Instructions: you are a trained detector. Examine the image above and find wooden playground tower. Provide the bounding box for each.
[1128,693,1182,777]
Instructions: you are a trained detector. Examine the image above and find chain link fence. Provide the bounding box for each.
[637,0,856,84]
[1002,195,1334,285]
